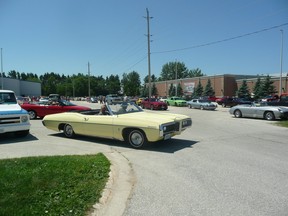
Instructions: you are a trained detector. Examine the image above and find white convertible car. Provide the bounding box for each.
[42,102,192,148]
[229,103,288,121]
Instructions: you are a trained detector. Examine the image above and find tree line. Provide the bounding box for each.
[3,61,204,97]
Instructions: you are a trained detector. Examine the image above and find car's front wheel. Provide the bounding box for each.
[63,124,75,138]
[125,129,147,149]
[150,105,154,110]
[234,109,242,118]
[188,104,192,109]
[264,111,275,121]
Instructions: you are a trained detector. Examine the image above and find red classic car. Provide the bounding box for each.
[141,98,168,110]
[21,100,91,119]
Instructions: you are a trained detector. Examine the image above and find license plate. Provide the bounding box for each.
[164,134,171,140]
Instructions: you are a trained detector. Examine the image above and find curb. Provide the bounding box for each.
[90,149,135,216]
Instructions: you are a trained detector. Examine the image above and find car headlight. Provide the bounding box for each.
[21,115,29,123]
[159,125,167,132]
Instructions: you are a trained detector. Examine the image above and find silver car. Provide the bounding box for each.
[229,103,288,120]
[187,99,217,110]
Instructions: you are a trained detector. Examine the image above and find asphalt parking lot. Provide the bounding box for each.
[1,101,288,216]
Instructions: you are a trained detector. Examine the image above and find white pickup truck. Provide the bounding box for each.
[0,90,31,137]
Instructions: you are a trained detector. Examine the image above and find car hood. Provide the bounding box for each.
[117,111,189,123]
[0,104,28,115]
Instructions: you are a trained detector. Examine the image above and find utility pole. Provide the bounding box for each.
[1,48,3,89]
[88,62,91,98]
[145,8,153,98]
[279,30,284,94]
[175,61,178,96]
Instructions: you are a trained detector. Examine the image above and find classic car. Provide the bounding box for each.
[229,103,288,121]
[218,97,252,107]
[106,94,122,104]
[42,102,192,149]
[187,99,217,110]
[166,97,187,106]
[21,100,91,119]
[141,98,168,110]
[135,97,144,105]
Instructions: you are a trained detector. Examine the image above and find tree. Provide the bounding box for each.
[237,80,250,98]
[253,76,262,99]
[160,61,188,81]
[168,83,175,96]
[152,83,158,96]
[194,79,203,97]
[106,75,121,94]
[261,75,277,96]
[203,79,215,96]
[187,68,205,77]
[121,71,141,96]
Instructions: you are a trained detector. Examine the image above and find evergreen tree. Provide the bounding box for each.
[194,79,203,97]
[237,80,250,98]
[203,79,215,96]
[168,83,175,96]
[253,76,262,99]
[261,75,277,96]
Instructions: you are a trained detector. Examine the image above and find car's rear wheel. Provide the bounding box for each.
[28,110,37,119]
[234,109,242,118]
[63,124,75,138]
[264,111,275,121]
[200,106,204,110]
[150,105,154,110]
[125,129,147,149]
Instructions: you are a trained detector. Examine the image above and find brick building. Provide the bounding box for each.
[151,74,288,97]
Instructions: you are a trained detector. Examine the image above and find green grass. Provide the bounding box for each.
[275,120,288,127]
[0,153,110,216]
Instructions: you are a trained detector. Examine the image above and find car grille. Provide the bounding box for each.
[0,117,21,124]
[164,123,177,134]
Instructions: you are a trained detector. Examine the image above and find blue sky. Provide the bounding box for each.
[1,0,288,82]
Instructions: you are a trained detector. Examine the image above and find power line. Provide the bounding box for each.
[152,22,288,54]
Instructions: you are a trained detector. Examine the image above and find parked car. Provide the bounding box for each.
[42,101,192,149]
[21,100,91,119]
[106,94,122,104]
[135,97,144,105]
[141,98,168,110]
[187,99,217,110]
[219,97,252,107]
[166,97,187,106]
[229,103,288,121]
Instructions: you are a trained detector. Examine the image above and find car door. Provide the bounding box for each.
[82,115,114,138]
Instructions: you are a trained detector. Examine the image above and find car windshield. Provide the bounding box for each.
[59,100,77,106]
[108,102,143,115]
[0,92,17,104]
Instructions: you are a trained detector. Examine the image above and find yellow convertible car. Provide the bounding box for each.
[42,102,192,148]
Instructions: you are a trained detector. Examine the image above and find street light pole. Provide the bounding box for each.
[279,29,284,94]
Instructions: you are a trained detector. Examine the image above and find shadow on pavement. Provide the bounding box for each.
[49,133,197,153]
[0,133,38,144]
